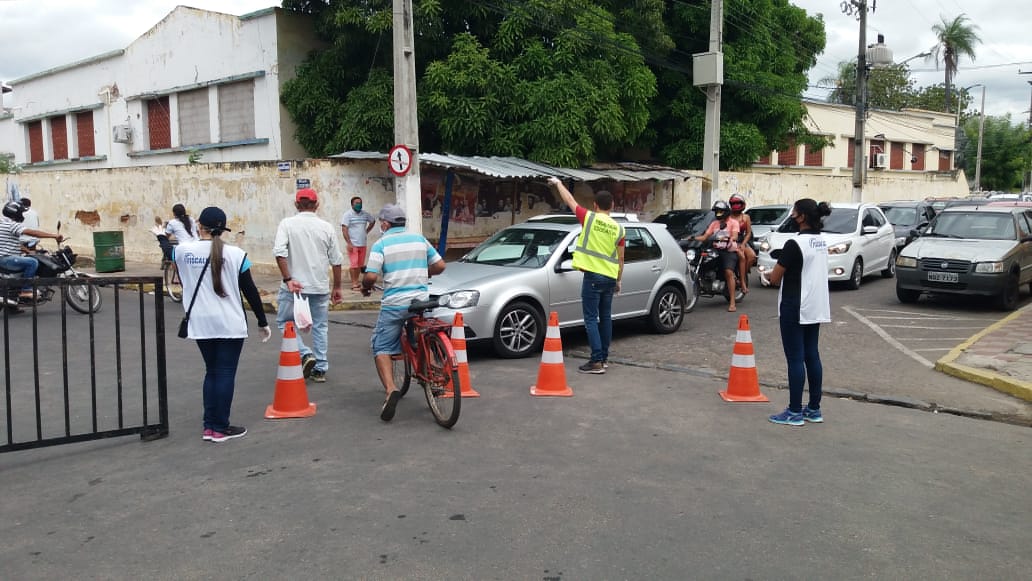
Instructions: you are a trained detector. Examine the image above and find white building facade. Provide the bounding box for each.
[0,6,319,169]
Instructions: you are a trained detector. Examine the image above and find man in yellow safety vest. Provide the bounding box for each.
[548,176,626,374]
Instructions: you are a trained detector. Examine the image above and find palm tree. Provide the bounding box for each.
[930,14,982,113]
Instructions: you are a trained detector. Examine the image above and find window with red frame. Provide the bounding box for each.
[51,116,68,160]
[76,112,95,157]
[777,140,797,166]
[911,144,925,170]
[803,143,823,167]
[27,121,44,163]
[146,96,171,150]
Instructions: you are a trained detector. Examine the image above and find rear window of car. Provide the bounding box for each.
[880,206,920,226]
[928,212,1016,240]
[747,207,787,225]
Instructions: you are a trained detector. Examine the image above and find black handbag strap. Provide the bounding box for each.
[184,259,210,320]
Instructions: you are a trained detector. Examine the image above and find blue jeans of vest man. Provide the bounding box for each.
[582,271,617,363]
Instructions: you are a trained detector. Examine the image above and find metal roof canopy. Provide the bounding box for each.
[331,151,692,182]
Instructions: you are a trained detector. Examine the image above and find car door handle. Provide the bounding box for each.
[651,266,662,272]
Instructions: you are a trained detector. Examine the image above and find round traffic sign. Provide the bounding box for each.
[388,145,414,177]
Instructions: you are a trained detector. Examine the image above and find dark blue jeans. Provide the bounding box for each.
[779,318,822,413]
[582,271,617,363]
[0,255,39,291]
[196,338,245,432]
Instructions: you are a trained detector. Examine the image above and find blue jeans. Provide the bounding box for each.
[582,271,617,363]
[196,338,244,432]
[277,289,330,373]
[371,307,412,357]
[0,255,39,291]
[779,318,823,413]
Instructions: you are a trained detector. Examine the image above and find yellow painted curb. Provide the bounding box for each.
[936,304,1032,402]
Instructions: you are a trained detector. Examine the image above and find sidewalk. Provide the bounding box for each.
[80,259,382,313]
[937,302,1032,402]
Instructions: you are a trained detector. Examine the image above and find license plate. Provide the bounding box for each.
[927,271,959,283]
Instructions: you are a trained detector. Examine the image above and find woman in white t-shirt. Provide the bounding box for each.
[165,204,198,243]
[152,206,271,442]
[768,199,832,426]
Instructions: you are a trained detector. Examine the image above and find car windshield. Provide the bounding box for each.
[926,212,1016,240]
[747,207,787,225]
[880,206,919,226]
[461,228,568,267]
[778,208,857,234]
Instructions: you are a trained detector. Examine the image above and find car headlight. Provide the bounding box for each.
[894,236,907,247]
[827,241,852,255]
[685,249,697,261]
[896,256,917,268]
[974,262,1005,273]
[438,290,480,309]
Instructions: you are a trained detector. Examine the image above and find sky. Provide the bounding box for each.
[2,0,1030,120]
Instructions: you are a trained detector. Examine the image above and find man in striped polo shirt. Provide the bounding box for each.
[361,204,445,421]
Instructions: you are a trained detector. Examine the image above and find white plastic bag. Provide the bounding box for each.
[293,292,313,333]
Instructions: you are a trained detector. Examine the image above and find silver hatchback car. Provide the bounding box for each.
[427,219,690,358]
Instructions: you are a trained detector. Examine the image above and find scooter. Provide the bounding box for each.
[0,228,103,314]
[682,238,745,312]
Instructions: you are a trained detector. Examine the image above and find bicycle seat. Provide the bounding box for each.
[408,297,443,313]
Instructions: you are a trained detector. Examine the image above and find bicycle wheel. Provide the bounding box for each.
[422,331,461,428]
[164,261,183,303]
[391,353,412,397]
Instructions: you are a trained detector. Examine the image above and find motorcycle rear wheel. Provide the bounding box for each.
[65,274,103,314]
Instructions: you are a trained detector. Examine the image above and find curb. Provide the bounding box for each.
[935,305,1032,403]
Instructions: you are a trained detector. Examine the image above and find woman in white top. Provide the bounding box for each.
[165,204,198,243]
[768,199,832,427]
[152,206,271,442]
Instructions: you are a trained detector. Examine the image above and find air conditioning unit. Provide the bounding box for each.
[112,125,133,144]
[874,153,888,169]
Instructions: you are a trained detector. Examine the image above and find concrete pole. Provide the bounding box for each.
[392,0,422,233]
[700,0,723,209]
[851,1,868,203]
[973,86,985,192]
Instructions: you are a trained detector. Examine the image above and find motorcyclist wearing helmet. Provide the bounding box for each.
[693,200,741,312]
[1,201,65,300]
[728,193,754,294]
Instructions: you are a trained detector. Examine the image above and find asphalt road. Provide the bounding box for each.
[1,281,1031,579]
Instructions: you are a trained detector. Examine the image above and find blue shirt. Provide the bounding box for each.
[365,227,443,310]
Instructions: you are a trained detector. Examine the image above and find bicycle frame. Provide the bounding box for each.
[401,315,458,394]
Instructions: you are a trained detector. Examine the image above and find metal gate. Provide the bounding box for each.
[1,276,168,453]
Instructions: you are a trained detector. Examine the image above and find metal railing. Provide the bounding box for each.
[1,276,168,453]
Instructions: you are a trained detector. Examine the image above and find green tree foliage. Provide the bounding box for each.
[822,62,916,111]
[962,114,1031,192]
[280,0,825,170]
[930,14,981,113]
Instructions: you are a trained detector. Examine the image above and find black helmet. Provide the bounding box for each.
[2,201,25,222]
[712,200,730,219]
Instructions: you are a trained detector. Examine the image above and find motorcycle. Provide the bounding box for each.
[0,234,103,314]
[681,238,745,312]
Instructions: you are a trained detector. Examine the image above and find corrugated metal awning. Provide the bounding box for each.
[331,151,692,182]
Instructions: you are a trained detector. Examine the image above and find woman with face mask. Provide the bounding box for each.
[340,196,376,291]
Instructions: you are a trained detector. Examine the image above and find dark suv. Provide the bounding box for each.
[878,200,937,249]
[653,209,715,242]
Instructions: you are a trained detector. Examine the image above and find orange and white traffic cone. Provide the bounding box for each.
[449,312,480,398]
[530,311,573,397]
[265,322,318,418]
[720,314,768,402]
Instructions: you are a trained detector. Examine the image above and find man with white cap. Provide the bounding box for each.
[274,188,344,383]
[362,204,445,421]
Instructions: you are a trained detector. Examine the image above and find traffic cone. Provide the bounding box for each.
[448,312,480,398]
[265,321,318,418]
[530,311,573,397]
[720,314,768,402]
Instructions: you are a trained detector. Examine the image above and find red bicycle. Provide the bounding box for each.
[391,297,461,428]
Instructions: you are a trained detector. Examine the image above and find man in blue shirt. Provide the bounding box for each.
[361,204,445,421]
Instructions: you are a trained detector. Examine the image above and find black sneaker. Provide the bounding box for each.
[301,354,316,379]
[380,390,402,422]
[578,361,605,374]
[311,370,326,383]
[209,425,247,442]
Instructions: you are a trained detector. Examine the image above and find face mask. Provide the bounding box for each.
[376,223,384,235]
[353,203,362,211]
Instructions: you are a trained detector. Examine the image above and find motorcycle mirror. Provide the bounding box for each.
[57,221,61,232]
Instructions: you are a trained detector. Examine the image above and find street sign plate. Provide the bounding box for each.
[388,144,413,177]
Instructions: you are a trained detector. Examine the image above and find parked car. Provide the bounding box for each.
[878,200,938,249]
[745,204,792,240]
[756,202,896,289]
[426,219,690,358]
[895,206,1032,310]
[652,209,714,241]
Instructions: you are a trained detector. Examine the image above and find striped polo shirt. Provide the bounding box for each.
[365,226,443,310]
[0,219,27,257]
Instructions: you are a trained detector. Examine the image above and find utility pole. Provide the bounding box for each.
[695,0,723,209]
[973,85,986,192]
[846,0,869,203]
[392,0,422,232]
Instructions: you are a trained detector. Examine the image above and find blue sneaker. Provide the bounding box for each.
[802,407,824,423]
[769,408,804,426]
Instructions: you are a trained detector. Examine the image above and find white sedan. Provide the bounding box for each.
[755,202,897,289]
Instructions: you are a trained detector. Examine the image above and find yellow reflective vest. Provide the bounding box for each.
[572,211,624,280]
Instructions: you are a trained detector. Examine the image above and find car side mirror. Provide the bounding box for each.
[862,225,878,235]
[909,228,921,239]
[1022,236,1032,244]
[556,259,575,272]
